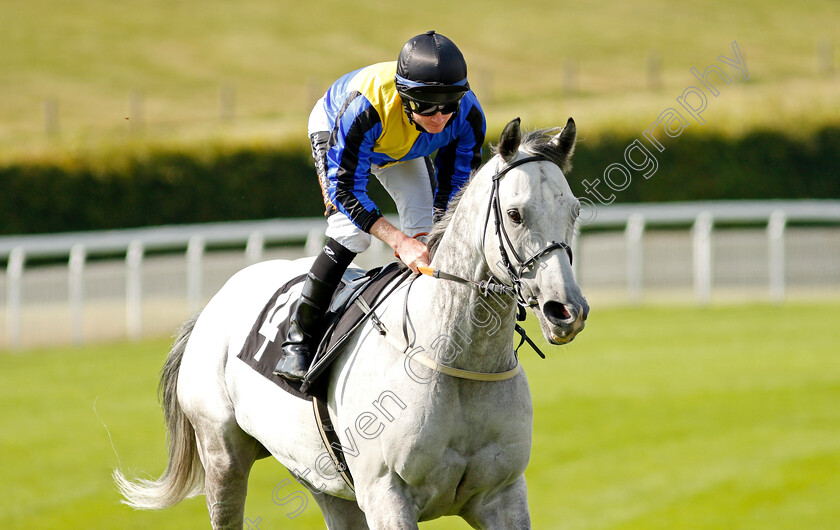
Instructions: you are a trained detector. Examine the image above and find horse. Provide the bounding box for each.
[114,117,589,529]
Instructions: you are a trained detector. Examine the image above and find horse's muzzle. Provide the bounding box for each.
[543,298,589,344]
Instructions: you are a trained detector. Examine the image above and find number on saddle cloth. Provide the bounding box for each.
[236,262,409,400]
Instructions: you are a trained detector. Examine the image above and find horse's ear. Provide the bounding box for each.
[498,118,522,162]
[549,117,576,173]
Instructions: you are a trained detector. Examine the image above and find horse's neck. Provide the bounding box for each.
[416,179,519,373]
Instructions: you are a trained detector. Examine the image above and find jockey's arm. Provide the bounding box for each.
[370,217,429,274]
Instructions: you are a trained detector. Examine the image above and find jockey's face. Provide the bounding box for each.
[411,111,453,134]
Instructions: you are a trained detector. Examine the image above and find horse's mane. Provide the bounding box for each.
[427,185,468,260]
[427,128,571,259]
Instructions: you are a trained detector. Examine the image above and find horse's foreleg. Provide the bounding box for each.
[461,475,531,529]
[310,490,371,530]
[356,475,420,530]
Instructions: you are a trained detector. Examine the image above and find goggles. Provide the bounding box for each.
[407,98,461,116]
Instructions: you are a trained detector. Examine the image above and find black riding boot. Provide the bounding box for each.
[274,238,355,381]
[274,273,335,381]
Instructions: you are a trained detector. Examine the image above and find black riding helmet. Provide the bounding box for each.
[395,31,469,118]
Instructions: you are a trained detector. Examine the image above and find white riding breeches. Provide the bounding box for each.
[324,157,435,254]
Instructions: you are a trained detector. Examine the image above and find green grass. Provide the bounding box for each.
[1,0,839,162]
[1,301,839,529]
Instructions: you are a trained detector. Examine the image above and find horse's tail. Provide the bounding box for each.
[113,314,205,510]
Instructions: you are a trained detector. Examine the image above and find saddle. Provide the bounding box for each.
[236,261,411,401]
[235,261,410,491]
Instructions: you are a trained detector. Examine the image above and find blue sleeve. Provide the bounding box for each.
[433,96,486,212]
[326,92,385,232]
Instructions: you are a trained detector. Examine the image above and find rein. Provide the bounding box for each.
[353,275,522,382]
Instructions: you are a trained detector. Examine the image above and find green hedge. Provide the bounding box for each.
[1,148,331,235]
[571,125,840,204]
[1,126,838,236]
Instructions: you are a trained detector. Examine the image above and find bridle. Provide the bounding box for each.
[485,155,573,298]
[420,154,574,358]
[423,155,573,305]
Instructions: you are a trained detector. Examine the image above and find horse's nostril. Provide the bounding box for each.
[543,301,572,325]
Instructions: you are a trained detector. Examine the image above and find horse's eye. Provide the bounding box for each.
[507,209,523,224]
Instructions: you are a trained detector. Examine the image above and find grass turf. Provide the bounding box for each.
[1,0,839,161]
[1,301,838,528]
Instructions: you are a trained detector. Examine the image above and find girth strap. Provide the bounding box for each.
[312,397,355,491]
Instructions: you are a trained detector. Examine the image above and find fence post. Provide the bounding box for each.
[6,248,25,350]
[692,212,713,305]
[768,210,787,303]
[68,244,86,345]
[625,213,645,302]
[129,90,144,133]
[220,82,236,123]
[818,39,834,76]
[478,70,494,104]
[304,228,325,257]
[126,240,144,341]
[647,51,662,90]
[246,231,265,265]
[43,98,59,137]
[187,236,205,314]
[571,226,581,280]
[307,77,323,106]
[563,59,578,95]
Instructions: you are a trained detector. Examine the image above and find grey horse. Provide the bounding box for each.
[115,117,588,529]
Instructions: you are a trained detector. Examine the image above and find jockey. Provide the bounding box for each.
[275,31,486,381]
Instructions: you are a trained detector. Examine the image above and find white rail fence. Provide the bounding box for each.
[1,200,839,349]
